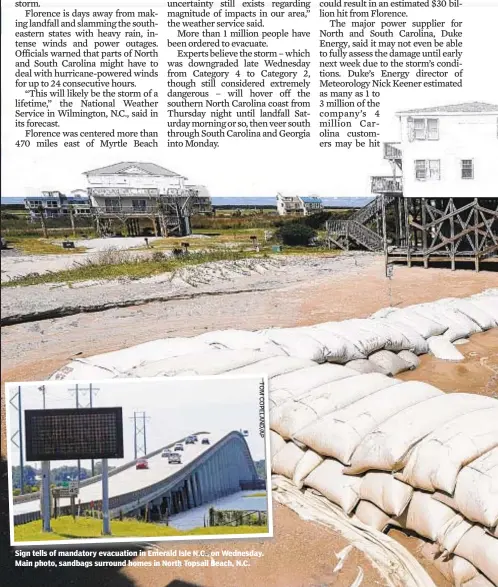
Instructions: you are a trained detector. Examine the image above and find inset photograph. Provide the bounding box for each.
[7,376,271,545]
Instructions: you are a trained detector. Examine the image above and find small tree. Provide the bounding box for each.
[36,206,48,238]
[277,223,316,246]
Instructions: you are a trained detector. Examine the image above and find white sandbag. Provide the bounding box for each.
[468,295,498,322]
[387,308,448,338]
[368,350,412,375]
[396,407,498,494]
[420,541,456,583]
[51,360,122,381]
[311,320,386,358]
[397,350,420,370]
[370,307,396,319]
[437,514,473,556]
[452,556,481,587]
[303,326,365,363]
[271,373,399,440]
[303,458,362,514]
[428,336,464,361]
[292,450,324,489]
[271,442,306,479]
[256,327,328,363]
[344,359,387,374]
[359,472,413,517]
[270,364,357,397]
[453,526,498,585]
[444,299,497,331]
[347,393,495,475]
[353,500,396,532]
[453,447,498,528]
[413,305,480,341]
[196,329,275,351]
[385,322,429,355]
[270,430,287,459]
[294,381,442,465]
[355,319,411,352]
[86,337,212,372]
[129,348,280,377]
[401,491,458,541]
[230,356,314,378]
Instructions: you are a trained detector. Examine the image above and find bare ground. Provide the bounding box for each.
[2,255,498,587]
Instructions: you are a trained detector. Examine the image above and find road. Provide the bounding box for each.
[13,434,218,516]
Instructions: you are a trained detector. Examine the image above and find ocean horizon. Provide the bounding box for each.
[2,196,373,207]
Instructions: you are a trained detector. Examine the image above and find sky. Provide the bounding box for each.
[2,2,497,200]
[6,376,268,473]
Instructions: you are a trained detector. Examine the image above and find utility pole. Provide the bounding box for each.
[38,385,46,409]
[9,386,24,494]
[130,412,149,459]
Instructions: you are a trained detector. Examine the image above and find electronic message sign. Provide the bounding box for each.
[25,407,124,461]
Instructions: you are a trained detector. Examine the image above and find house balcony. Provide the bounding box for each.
[384,142,402,160]
[371,176,403,194]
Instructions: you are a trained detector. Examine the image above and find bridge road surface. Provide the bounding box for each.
[13,433,222,517]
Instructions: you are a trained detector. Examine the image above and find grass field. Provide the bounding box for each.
[14,516,269,542]
[243,492,267,498]
[7,237,88,255]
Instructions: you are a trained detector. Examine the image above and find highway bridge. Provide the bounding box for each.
[12,431,262,526]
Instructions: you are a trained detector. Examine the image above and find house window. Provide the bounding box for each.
[461,160,474,179]
[415,160,441,180]
[411,118,439,141]
[132,199,146,211]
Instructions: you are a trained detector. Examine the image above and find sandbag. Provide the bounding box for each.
[51,360,122,381]
[344,359,387,374]
[359,472,413,517]
[270,430,287,459]
[468,294,498,322]
[388,324,429,355]
[442,299,497,331]
[353,500,396,532]
[271,373,399,440]
[89,337,213,372]
[396,407,498,493]
[302,326,364,363]
[401,491,458,541]
[437,514,473,556]
[196,329,277,351]
[397,350,420,370]
[354,319,412,352]
[303,458,362,514]
[463,574,496,587]
[271,442,306,479]
[313,320,388,357]
[270,364,357,397]
[453,447,498,528]
[368,350,412,375]
[292,450,323,489]
[346,393,495,475]
[386,308,448,338]
[413,305,481,341]
[230,356,315,378]
[427,336,464,361]
[257,327,328,363]
[293,381,442,465]
[129,348,281,377]
[453,526,498,585]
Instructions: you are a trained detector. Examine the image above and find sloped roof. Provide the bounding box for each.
[84,162,183,177]
[397,102,498,115]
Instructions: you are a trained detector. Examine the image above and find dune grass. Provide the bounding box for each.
[14,516,269,542]
[7,237,87,255]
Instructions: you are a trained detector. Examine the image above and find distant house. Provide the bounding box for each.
[24,191,91,218]
[276,192,323,216]
[83,162,192,237]
[186,185,213,215]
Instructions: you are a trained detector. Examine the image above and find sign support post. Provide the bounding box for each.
[41,461,51,532]
[102,458,111,535]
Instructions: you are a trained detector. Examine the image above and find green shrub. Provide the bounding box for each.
[277,223,316,246]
